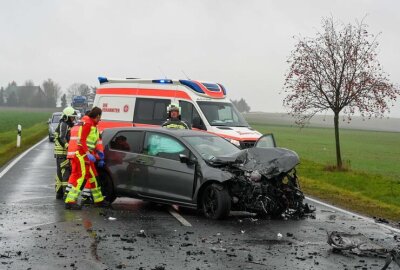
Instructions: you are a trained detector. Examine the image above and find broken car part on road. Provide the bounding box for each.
[327,231,400,270]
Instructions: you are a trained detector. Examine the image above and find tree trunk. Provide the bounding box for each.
[334,112,342,168]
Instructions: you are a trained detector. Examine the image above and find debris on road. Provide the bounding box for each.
[108,217,117,221]
[137,230,147,238]
[327,231,400,269]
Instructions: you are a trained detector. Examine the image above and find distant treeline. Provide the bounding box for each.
[0,79,61,108]
[0,80,97,108]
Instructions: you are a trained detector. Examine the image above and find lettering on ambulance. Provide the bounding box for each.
[101,103,121,113]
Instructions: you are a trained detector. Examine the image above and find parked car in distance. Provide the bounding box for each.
[48,112,62,142]
[99,127,309,219]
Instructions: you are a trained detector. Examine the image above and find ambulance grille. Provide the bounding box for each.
[240,141,255,149]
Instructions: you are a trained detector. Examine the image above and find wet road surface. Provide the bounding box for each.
[1,139,400,269]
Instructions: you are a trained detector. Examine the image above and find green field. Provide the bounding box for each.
[250,122,400,220]
[0,107,56,167]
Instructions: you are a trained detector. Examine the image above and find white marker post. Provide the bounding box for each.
[17,124,22,148]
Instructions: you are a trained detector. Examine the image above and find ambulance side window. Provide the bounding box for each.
[134,98,170,125]
[179,101,205,130]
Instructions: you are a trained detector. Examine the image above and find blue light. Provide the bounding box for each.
[152,79,173,84]
[179,80,205,94]
[217,83,227,95]
[98,77,108,84]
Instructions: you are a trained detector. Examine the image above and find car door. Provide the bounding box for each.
[106,131,147,194]
[140,131,196,202]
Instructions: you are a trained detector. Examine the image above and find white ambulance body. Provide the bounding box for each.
[93,77,261,148]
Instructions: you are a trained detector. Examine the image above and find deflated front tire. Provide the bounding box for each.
[201,184,231,220]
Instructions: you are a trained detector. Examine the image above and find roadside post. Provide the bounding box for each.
[17,124,22,148]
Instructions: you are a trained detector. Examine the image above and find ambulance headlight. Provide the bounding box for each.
[230,139,241,147]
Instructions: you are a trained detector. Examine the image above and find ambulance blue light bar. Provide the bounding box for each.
[98,77,108,84]
[179,80,205,94]
[152,79,173,84]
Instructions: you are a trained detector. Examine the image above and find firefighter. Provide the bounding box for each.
[162,104,190,129]
[54,106,76,199]
[64,107,107,210]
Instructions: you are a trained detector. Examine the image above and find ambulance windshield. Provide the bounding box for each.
[197,101,249,127]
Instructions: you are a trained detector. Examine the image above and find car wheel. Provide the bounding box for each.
[100,173,116,203]
[48,134,53,142]
[201,183,231,219]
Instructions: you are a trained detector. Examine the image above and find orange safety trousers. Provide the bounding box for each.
[65,152,104,204]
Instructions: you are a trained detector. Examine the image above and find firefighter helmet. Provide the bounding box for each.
[167,104,180,114]
[63,106,77,117]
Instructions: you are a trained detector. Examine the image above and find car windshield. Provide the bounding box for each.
[197,101,249,127]
[183,135,241,161]
[52,114,61,123]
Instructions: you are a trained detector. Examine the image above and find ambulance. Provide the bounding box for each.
[93,77,262,148]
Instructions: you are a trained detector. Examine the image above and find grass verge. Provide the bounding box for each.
[297,159,400,221]
[0,123,48,168]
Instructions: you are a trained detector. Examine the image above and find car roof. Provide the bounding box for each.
[52,112,62,115]
[104,127,216,138]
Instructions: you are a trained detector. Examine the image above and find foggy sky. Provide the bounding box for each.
[1,0,399,117]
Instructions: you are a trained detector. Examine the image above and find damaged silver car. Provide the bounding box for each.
[99,128,311,219]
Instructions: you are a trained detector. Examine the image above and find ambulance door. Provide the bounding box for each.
[179,100,206,130]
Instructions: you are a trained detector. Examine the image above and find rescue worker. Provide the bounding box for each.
[64,107,107,210]
[54,106,76,199]
[161,104,190,129]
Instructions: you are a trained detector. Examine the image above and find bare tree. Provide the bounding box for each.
[231,98,251,113]
[61,93,67,108]
[42,79,61,107]
[24,80,34,87]
[66,83,91,101]
[283,17,400,169]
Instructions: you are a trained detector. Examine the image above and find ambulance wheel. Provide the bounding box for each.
[101,173,116,203]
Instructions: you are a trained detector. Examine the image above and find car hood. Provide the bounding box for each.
[209,147,300,178]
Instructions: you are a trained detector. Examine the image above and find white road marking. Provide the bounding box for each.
[306,196,400,234]
[0,137,47,179]
[168,206,192,227]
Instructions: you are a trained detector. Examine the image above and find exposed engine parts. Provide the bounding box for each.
[210,147,315,218]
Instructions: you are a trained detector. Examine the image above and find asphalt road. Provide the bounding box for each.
[0,139,400,270]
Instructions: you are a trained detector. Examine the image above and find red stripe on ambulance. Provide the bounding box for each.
[97,88,192,100]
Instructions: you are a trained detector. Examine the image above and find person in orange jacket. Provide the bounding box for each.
[64,107,107,210]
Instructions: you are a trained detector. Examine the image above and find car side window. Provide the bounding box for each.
[144,132,189,161]
[134,98,170,125]
[110,131,144,154]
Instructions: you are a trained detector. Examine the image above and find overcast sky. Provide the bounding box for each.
[1,0,399,117]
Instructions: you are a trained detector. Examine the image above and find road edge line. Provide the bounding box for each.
[306,196,400,234]
[0,136,47,179]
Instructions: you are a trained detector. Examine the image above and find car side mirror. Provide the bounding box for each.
[192,117,206,130]
[179,154,196,165]
[255,133,277,148]
[47,119,51,124]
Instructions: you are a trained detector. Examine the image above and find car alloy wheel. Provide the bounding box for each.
[202,184,231,220]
